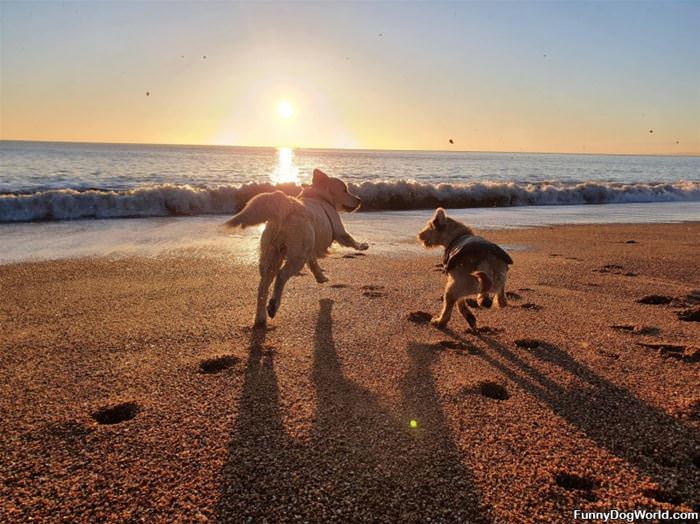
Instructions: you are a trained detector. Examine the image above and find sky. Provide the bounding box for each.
[1,1,699,154]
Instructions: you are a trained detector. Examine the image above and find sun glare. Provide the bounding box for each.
[271,147,300,184]
[277,100,294,119]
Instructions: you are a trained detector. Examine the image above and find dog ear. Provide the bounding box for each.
[312,169,330,187]
[432,207,446,228]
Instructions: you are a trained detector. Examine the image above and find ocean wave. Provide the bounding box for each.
[1,180,699,222]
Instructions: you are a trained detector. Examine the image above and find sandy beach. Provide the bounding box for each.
[1,222,699,522]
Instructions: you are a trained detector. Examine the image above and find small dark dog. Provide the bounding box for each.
[418,208,513,329]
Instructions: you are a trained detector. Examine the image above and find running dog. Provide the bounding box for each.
[224,169,368,327]
[418,208,512,329]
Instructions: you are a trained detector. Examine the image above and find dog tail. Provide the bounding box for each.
[471,271,493,294]
[223,191,298,229]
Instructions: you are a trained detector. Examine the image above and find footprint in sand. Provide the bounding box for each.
[342,252,367,259]
[329,284,349,289]
[637,295,674,305]
[198,355,240,374]
[593,264,636,276]
[684,290,700,305]
[636,342,699,363]
[596,349,620,360]
[610,324,660,336]
[514,338,545,350]
[555,472,598,498]
[91,401,139,425]
[407,311,432,324]
[431,340,480,354]
[477,381,509,400]
[520,302,542,311]
[641,487,683,505]
[678,306,700,322]
[362,285,387,298]
[505,291,522,300]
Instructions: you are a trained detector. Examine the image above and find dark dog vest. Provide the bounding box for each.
[443,235,513,271]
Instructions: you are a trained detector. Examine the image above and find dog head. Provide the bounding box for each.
[418,208,473,248]
[311,169,361,212]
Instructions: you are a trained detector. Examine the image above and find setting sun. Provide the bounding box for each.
[277,101,294,119]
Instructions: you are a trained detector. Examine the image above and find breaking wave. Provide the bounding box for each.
[1,180,699,222]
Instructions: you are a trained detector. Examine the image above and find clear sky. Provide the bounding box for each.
[1,1,699,154]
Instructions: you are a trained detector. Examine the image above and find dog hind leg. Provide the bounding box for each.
[255,237,284,327]
[268,255,306,319]
[494,270,508,308]
[473,270,493,308]
[457,298,478,329]
[308,258,328,283]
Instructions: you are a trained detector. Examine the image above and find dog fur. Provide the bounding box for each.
[224,169,368,327]
[418,208,511,329]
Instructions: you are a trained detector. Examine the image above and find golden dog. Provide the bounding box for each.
[224,169,368,327]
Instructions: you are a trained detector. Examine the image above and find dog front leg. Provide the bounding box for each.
[336,232,369,251]
[432,286,458,328]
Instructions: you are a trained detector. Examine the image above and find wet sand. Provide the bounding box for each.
[1,222,699,522]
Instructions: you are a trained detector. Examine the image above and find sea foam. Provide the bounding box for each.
[1,180,699,222]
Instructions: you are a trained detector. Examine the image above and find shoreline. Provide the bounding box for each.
[2,208,700,265]
[2,222,699,521]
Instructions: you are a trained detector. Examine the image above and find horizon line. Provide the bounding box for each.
[1,138,698,158]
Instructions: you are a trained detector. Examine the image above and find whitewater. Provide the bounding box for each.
[1,141,698,263]
[1,141,699,223]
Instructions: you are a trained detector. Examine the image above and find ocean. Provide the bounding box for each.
[1,140,699,263]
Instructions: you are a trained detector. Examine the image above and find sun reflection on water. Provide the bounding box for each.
[272,147,300,184]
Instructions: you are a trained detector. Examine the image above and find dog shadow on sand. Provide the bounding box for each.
[216,299,492,522]
[440,327,700,511]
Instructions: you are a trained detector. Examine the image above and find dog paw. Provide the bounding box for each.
[477,295,493,308]
[356,242,369,251]
[430,316,446,328]
[315,276,329,284]
[267,299,278,318]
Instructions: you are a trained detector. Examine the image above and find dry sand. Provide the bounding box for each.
[1,222,699,523]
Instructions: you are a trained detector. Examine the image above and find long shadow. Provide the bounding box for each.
[216,327,303,521]
[217,301,492,522]
[442,327,700,510]
[307,299,491,521]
